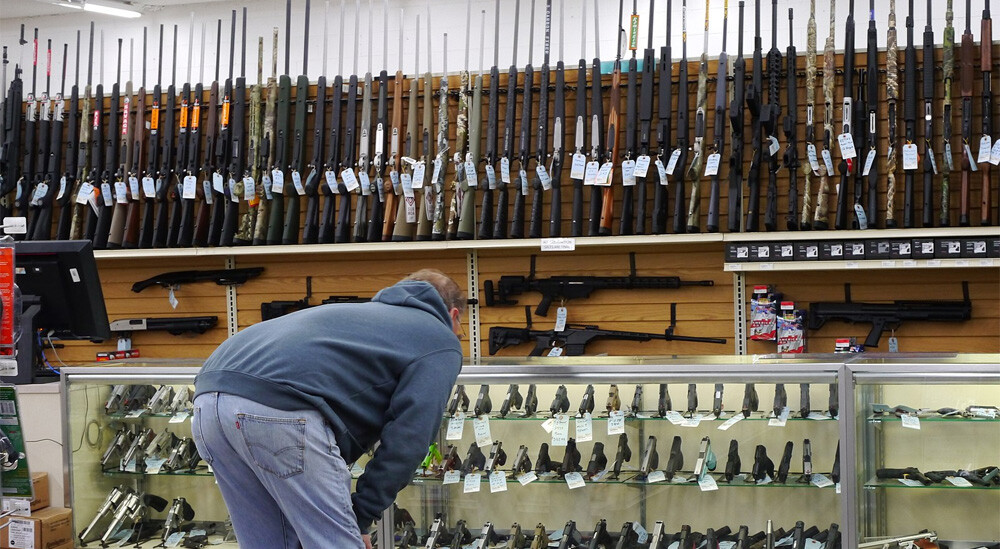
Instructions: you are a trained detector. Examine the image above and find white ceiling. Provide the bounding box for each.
[0,0,232,20]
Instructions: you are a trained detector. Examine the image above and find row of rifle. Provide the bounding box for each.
[0,0,997,251]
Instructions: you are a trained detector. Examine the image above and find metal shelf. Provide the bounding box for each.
[725,257,998,272]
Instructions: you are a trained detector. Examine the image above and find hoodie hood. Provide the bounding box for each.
[371,280,453,329]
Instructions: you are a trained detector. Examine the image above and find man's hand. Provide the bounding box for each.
[362,534,373,549]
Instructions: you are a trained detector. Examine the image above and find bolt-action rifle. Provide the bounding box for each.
[567,1,588,237]
[799,1,817,229]
[685,1,710,233]
[885,0,901,228]
[761,0,782,232]
[91,38,120,249]
[597,0,626,236]
[546,1,565,238]
[391,9,419,241]
[151,25,178,248]
[137,25,163,247]
[587,0,604,236]
[672,1,690,234]
[415,7,435,241]
[32,41,67,240]
[619,0,641,236]
[477,1,501,239]
[252,29,279,246]
[902,0,918,227]
[318,3,345,244]
[706,1,728,233]
[727,1,745,233]
[864,0,879,229]
[106,39,132,247]
[335,2,359,243]
[979,0,993,226]
[82,30,106,243]
[744,0,763,231]
[634,0,656,235]
[528,0,553,239]
[940,1,955,227]
[281,1,309,245]
[511,1,537,239]
[239,35,265,245]
[430,33,450,241]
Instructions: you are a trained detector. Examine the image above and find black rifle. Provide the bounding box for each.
[266,3,292,245]
[55,32,80,240]
[744,0,763,231]
[807,282,972,347]
[282,2,309,246]
[177,25,203,248]
[783,9,799,230]
[671,1,690,234]
[761,0,782,232]
[492,0,520,239]
[83,32,105,243]
[131,267,264,293]
[169,30,191,249]
[959,1,974,227]
[93,39,122,249]
[33,42,67,241]
[152,25,178,248]
[489,305,725,356]
[138,26,164,248]
[652,0,672,234]
[351,6,374,244]
[16,29,39,231]
[220,10,248,247]
[511,1,537,239]
[25,38,51,241]
[478,1,501,239]
[902,0,917,227]
[547,1,566,238]
[367,6,390,244]
[727,1,746,233]
[635,0,656,235]
[834,0,856,231]
[864,0,879,228]
[706,3,729,234]
[335,11,360,244]
[587,0,605,237]
[528,0,552,239]
[980,1,992,226]
[483,254,714,316]
[319,5,344,244]
[456,8,485,241]
[192,21,221,247]
[619,0,640,236]
[920,0,935,228]
[110,316,218,337]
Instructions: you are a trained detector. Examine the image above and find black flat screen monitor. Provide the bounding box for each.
[12,240,110,341]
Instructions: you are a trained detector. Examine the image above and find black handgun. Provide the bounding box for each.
[474,385,492,417]
[588,519,612,549]
[522,384,539,418]
[664,436,683,481]
[789,522,804,549]
[799,384,811,418]
[535,443,557,474]
[724,439,741,483]
[742,383,759,418]
[831,441,840,483]
[686,384,698,417]
[773,383,788,418]
[658,384,671,417]
[823,523,839,549]
[734,526,749,549]
[484,441,507,473]
[828,383,839,418]
[550,385,570,416]
[752,444,775,482]
[577,385,595,416]
[640,435,660,477]
[447,385,470,416]
[585,442,607,479]
[629,385,643,416]
[612,433,632,480]
[512,445,532,475]
[776,441,794,483]
[556,520,581,549]
[712,384,724,418]
[615,522,639,549]
[450,520,473,549]
[559,438,582,477]
[462,443,486,474]
[499,384,522,418]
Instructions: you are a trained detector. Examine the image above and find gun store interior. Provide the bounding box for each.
[0,0,998,547]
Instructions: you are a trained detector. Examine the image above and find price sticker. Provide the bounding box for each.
[821,149,835,175]
[621,159,636,186]
[807,144,820,174]
[541,238,576,251]
[901,414,920,430]
[443,470,461,484]
[718,414,744,431]
[837,133,857,159]
[607,410,626,435]
[500,157,511,183]
[927,147,938,174]
[862,149,876,176]
[768,136,780,157]
[536,164,552,191]
[466,161,479,187]
[325,170,339,193]
[666,149,682,175]
[489,470,508,493]
[656,159,668,185]
[341,169,360,193]
[565,471,586,489]
[358,171,371,196]
[484,164,497,189]
[473,415,493,447]
[978,135,993,163]
[464,473,482,493]
[291,171,305,195]
[517,471,538,485]
[584,161,599,185]
[100,182,114,206]
[575,412,593,442]
[554,306,568,332]
[991,139,1000,165]
[664,410,685,426]
[634,155,651,177]
[412,162,426,189]
[646,470,666,483]
[902,143,919,170]
[551,414,570,447]
[114,181,129,203]
[698,474,719,491]
[446,412,466,440]
[965,144,979,171]
[897,478,924,487]
[704,153,721,176]
[203,181,214,204]
[596,162,613,186]
[810,474,835,488]
[271,169,285,193]
[570,153,587,179]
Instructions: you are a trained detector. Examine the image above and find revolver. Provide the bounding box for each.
[78,485,131,543]
[145,385,174,414]
[160,497,195,543]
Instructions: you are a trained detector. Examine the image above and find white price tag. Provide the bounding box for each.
[466,161,479,187]
[897,478,925,487]
[901,413,920,430]
[546,346,564,357]
[607,410,626,435]
[165,532,185,547]
[142,176,156,198]
[718,414,744,431]
[271,169,285,193]
[681,414,703,428]
[464,473,482,493]
[903,143,919,170]
[75,182,93,204]
[575,412,593,442]
[443,470,461,484]
[1,498,30,517]
[810,474,835,488]
[446,412,466,440]
[101,183,114,206]
[565,471,586,489]
[291,171,305,195]
[584,161,599,185]
[358,171,371,196]
[965,144,979,171]
[25,182,42,206]
[228,179,240,203]
[177,175,194,200]
[497,157,510,183]
[243,176,256,201]
[169,411,190,423]
[540,418,556,434]
[647,470,666,483]
[554,306,568,332]
[944,142,954,170]
[928,147,938,174]
[570,153,587,179]
[57,176,68,200]
[946,476,974,487]
[324,170,338,193]
[768,407,790,427]
[822,149,835,175]
[536,164,552,190]
[596,162,613,185]
[114,181,128,203]
[664,410,685,426]
[519,169,530,195]
[551,414,570,447]
[758,474,773,486]
[855,204,869,230]
[485,164,497,189]
[473,415,493,447]
[540,237,576,251]
[704,153,721,176]
[807,144,820,174]
[991,139,1000,165]
[862,149,876,176]
[768,136,780,157]
[431,158,443,184]
[621,159,636,186]
[666,149,682,175]
[203,181,214,204]
[698,474,719,491]
[412,162,426,189]
[145,457,167,474]
[401,173,414,198]
[656,159,668,185]
[634,155,651,177]
[489,470,508,493]
[978,135,993,163]
[517,471,538,485]
[341,169,360,192]
[838,133,857,159]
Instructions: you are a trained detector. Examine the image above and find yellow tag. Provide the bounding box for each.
[150,102,160,131]
[222,97,231,126]
[191,101,201,130]
[179,100,189,129]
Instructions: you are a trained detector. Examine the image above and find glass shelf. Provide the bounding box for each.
[408,471,835,489]
[864,478,1000,490]
[867,415,999,423]
[447,411,837,422]
[106,412,192,420]
[102,467,214,477]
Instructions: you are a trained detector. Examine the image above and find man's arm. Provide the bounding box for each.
[351,348,462,532]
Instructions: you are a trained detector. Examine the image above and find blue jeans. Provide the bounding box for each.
[191,392,365,549]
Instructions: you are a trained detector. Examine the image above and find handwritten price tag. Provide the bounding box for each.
[466,161,479,187]
[552,414,570,447]
[608,410,626,435]
[621,159,636,186]
[991,139,1000,165]
[698,474,719,491]
[517,471,538,485]
[965,144,979,171]
[978,135,993,163]
[565,472,586,489]
[500,157,511,183]
[536,164,552,191]
[463,473,482,493]
[656,159,668,185]
[485,164,497,189]
[584,161,599,185]
[666,149,682,175]
[443,470,461,484]
[596,162,613,186]
[575,412,593,442]
[446,412,465,440]
[862,150,876,176]
[718,414,744,431]
[902,143,919,170]
[634,155,651,177]
[115,181,129,203]
[570,153,587,179]
[271,169,285,193]
[822,149,835,175]
[807,144,820,174]
[704,153,721,177]
[901,414,920,430]
[838,133,857,159]
[489,470,508,493]
[412,163,426,188]
[647,470,666,483]
[473,415,493,447]
[341,169,360,193]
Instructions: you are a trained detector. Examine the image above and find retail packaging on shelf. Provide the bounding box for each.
[0,506,72,549]
[29,472,49,512]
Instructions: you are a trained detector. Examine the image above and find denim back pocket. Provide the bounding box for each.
[236,413,306,479]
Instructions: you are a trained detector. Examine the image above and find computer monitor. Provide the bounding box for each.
[12,240,110,341]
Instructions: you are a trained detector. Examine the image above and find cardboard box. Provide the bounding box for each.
[771,242,796,261]
[30,473,49,512]
[0,506,73,549]
[889,240,913,259]
[962,238,989,258]
[793,242,820,261]
[726,243,751,262]
[819,241,845,260]
[865,239,892,259]
[911,238,936,259]
[935,238,964,258]
[749,243,773,261]
[991,238,1000,258]
[844,240,867,260]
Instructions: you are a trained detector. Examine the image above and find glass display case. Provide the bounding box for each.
[847,356,1000,549]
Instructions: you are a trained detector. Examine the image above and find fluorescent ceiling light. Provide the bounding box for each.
[58,1,141,18]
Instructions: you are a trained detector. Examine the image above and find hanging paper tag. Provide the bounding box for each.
[575,412,593,442]
[596,162,613,186]
[634,155,651,177]
[430,159,442,184]
[607,410,626,435]
[113,181,128,204]
[540,418,556,434]
[446,412,465,440]
[519,170,530,196]
[489,470,508,493]
[965,144,979,171]
[807,144,820,174]
[647,470,666,483]
[401,173,414,198]
[466,161,479,187]
[203,181,214,204]
[664,410,685,426]
[325,170,339,193]
[341,169,360,192]
[180,176,196,200]
[902,143,919,170]
[243,177,256,201]
[978,135,993,163]
[57,176,68,200]
[838,133,857,159]
[821,149,835,175]
[546,347,564,357]
[927,147,938,174]
[888,336,899,352]
[291,171,305,195]
[536,164,552,190]
[570,153,587,179]
[168,287,179,309]
[564,471,586,489]
[228,179,240,203]
[621,159,636,186]
[100,183,114,206]
[75,182,92,204]
[412,162,426,189]
[124,176,137,199]
[991,139,1000,165]
[944,142,954,171]
[463,473,482,493]
[704,153,721,176]
[443,470,461,484]
[854,204,869,230]
[862,150,876,176]
[554,306,568,332]
[551,414,570,447]
[768,136,780,157]
[666,149,682,175]
[584,161,599,185]
[473,415,493,447]
[484,164,497,189]
[656,159,668,185]
[271,169,285,193]
[768,407,790,427]
[900,414,920,430]
[698,474,719,491]
[500,157,511,183]
[358,171,371,196]
[517,471,538,485]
